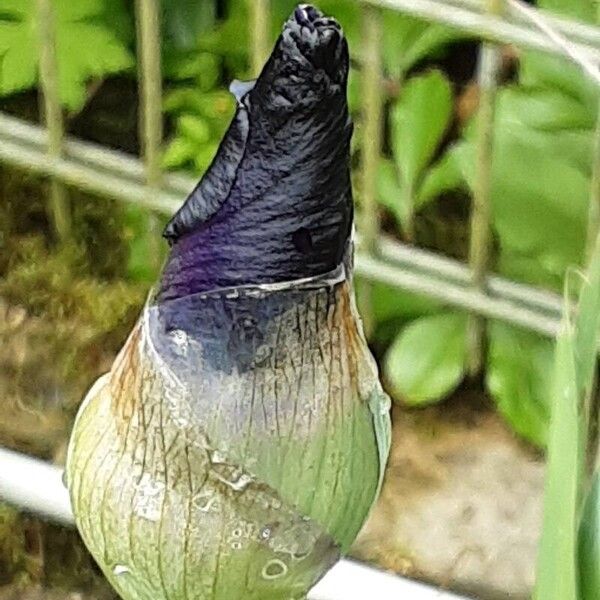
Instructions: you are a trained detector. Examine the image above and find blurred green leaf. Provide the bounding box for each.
[379,70,454,235]
[573,236,600,599]
[161,0,216,51]
[496,251,564,291]
[535,309,580,600]
[197,1,250,76]
[347,65,361,115]
[177,114,211,144]
[489,79,596,175]
[384,312,467,406]
[447,40,597,295]
[454,88,593,175]
[377,147,463,229]
[453,110,589,284]
[163,52,220,90]
[579,471,600,599]
[499,87,595,132]
[486,322,553,447]
[163,86,233,174]
[492,144,588,273]
[417,146,464,207]
[381,13,463,79]
[193,142,219,173]
[572,243,600,404]
[356,279,442,324]
[162,136,196,170]
[376,159,407,228]
[391,69,453,196]
[0,0,133,110]
[122,206,164,282]
[537,0,596,23]
[164,88,233,118]
[521,53,598,112]
[536,235,600,600]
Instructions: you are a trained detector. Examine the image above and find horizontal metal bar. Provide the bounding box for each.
[313,558,469,600]
[355,253,560,337]
[0,447,72,525]
[0,113,564,336]
[377,238,564,318]
[0,132,181,214]
[0,447,469,600]
[447,0,600,49]
[362,0,600,66]
[0,113,191,197]
[507,0,600,88]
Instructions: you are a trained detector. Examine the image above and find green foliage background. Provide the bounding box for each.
[0,0,597,451]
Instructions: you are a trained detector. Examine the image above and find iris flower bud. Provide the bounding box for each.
[66,5,391,599]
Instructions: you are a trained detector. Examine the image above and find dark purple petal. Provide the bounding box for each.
[158,5,352,302]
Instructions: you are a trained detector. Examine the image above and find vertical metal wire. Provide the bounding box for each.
[135,0,164,271]
[36,0,70,242]
[466,0,503,376]
[359,6,384,338]
[587,106,600,260]
[250,0,271,76]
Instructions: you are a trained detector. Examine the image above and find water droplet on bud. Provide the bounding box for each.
[113,564,130,576]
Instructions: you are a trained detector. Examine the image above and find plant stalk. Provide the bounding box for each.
[36,0,70,243]
[250,0,271,77]
[358,6,384,338]
[466,0,502,377]
[135,0,164,271]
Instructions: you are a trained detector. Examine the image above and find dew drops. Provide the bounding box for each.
[254,344,272,364]
[224,473,253,492]
[133,474,165,522]
[210,450,227,464]
[212,465,254,492]
[261,559,288,580]
[170,329,188,356]
[113,564,130,576]
[193,490,219,513]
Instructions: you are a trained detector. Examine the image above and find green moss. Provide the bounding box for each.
[0,504,26,585]
[0,166,148,595]
[0,502,117,597]
[0,164,152,455]
[0,167,148,424]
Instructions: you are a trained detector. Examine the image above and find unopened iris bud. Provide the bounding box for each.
[66,5,391,600]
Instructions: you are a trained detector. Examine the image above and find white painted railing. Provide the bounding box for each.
[0,447,470,600]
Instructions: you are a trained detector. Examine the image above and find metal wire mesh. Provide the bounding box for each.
[3,0,594,339]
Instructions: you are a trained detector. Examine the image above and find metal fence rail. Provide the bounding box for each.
[0,0,596,341]
[0,111,563,337]
[0,447,470,600]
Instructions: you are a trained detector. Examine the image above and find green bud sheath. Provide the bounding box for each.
[66,5,390,600]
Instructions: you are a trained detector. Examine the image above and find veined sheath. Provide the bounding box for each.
[66,5,391,599]
[67,251,390,599]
